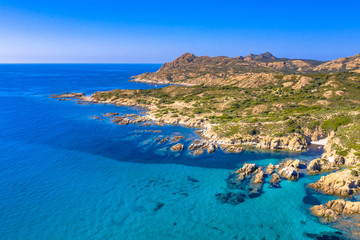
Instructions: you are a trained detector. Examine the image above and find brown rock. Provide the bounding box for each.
[253,170,265,183]
[278,166,299,181]
[171,135,185,142]
[193,148,205,156]
[311,199,360,222]
[266,164,275,174]
[159,137,169,144]
[308,169,360,197]
[170,143,184,151]
[307,158,339,174]
[270,173,281,184]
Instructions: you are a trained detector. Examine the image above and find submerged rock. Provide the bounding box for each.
[171,135,185,142]
[102,112,119,117]
[215,192,246,205]
[159,137,169,144]
[170,143,184,151]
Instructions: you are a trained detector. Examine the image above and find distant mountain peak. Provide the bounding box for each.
[158,53,197,71]
[244,52,277,61]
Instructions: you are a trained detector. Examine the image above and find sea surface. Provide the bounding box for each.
[0,64,344,239]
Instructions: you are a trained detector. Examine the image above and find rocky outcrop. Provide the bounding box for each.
[111,116,130,125]
[159,137,169,144]
[102,112,119,117]
[220,145,243,153]
[253,170,265,183]
[311,199,360,222]
[266,164,276,174]
[188,139,217,155]
[171,136,185,142]
[170,143,184,151]
[307,158,339,174]
[276,159,305,181]
[279,159,306,169]
[314,54,360,73]
[193,148,204,156]
[308,168,360,197]
[50,92,85,98]
[235,163,257,180]
[269,173,281,188]
[278,166,299,181]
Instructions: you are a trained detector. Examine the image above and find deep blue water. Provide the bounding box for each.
[0,64,341,239]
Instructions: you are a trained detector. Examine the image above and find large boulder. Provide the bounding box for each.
[170,143,184,151]
[278,166,299,181]
[253,170,265,184]
[307,158,339,174]
[266,163,275,174]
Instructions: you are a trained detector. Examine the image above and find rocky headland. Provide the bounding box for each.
[52,51,360,237]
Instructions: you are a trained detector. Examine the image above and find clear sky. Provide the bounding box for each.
[0,0,359,63]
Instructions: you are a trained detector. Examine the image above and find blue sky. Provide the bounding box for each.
[0,0,359,63]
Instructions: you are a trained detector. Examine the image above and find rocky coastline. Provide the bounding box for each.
[52,87,360,238]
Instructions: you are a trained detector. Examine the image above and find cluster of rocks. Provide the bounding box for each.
[231,159,306,190]
[311,199,360,222]
[199,129,309,152]
[277,159,306,181]
[50,92,85,98]
[188,139,217,155]
[136,129,162,133]
[308,168,360,197]
[97,112,151,126]
[220,145,243,153]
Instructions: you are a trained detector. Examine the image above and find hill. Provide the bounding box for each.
[132,53,360,86]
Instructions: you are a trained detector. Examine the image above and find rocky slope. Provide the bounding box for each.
[132,52,360,86]
[314,54,360,73]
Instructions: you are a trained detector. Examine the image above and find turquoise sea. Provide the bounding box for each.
[0,64,346,239]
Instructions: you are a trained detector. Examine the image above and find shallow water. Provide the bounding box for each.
[0,64,344,239]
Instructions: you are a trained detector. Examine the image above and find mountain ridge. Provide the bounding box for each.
[133,52,360,86]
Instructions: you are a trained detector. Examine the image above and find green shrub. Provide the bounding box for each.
[321,115,351,132]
